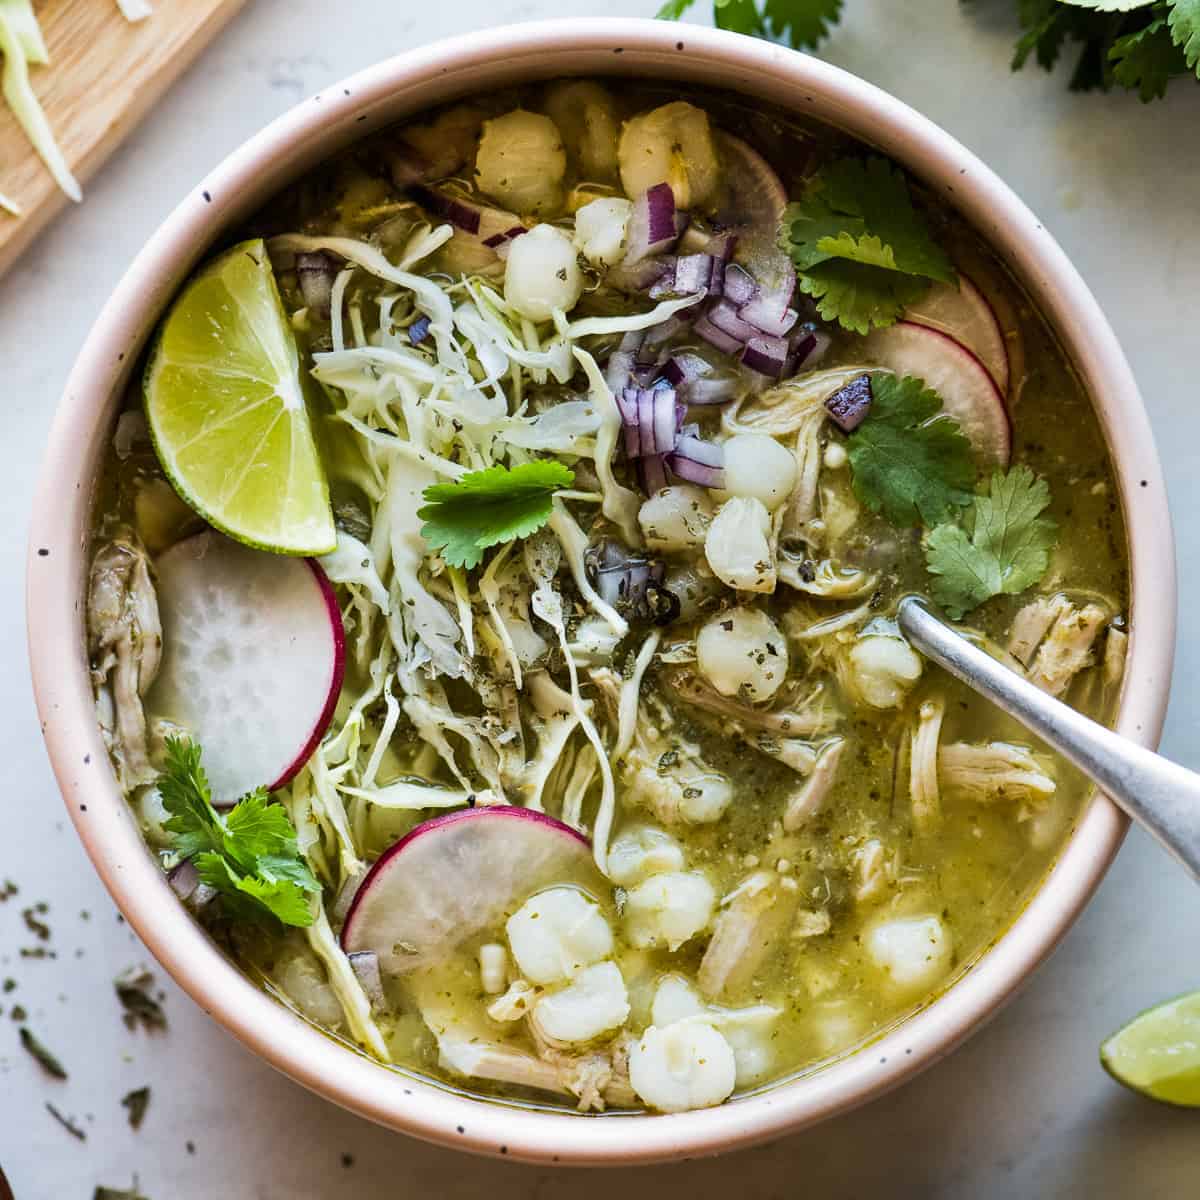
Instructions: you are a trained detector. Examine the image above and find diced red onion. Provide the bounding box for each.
[707,298,760,344]
[675,253,718,295]
[331,869,367,924]
[636,388,656,456]
[672,433,724,469]
[741,333,790,378]
[652,387,679,456]
[587,541,677,619]
[408,315,432,346]
[482,225,527,249]
[408,184,482,235]
[639,455,669,497]
[694,311,745,356]
[739,299,799,338]
[825,374,874,433]
[348,950,386,1010]
[168,858,199,902]
[618,387,641,456]
[668,434,726,488]
[723,263,757,307]
[167,859,217,912]
[685,376,742,405]
[661,352,710,388]
[624,183,680,266]
[786,326,832,375]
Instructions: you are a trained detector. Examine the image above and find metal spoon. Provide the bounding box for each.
[897,596,1200,882]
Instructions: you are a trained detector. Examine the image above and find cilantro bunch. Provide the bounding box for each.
[657,0,1200,103]
[158,738,320,927]
[781,157,956,334]
[997,0,1200,102]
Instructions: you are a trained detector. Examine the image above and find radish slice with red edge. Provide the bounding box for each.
[903,275,1010,397]
[148,532,345,807]
[341,808,605,976]
[860,321,1012,468]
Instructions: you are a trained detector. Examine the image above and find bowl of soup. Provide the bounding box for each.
[27,17,1174,1164]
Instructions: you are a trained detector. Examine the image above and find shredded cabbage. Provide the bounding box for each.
[0,0,81,202]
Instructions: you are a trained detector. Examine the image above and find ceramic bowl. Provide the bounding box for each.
[26,17,1176,1166]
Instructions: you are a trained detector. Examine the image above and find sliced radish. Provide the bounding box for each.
[903,275,1010,397]
[716,132,787,233]
[149,532,345,805]
[341,808,604,976]
[860,321,1012,468]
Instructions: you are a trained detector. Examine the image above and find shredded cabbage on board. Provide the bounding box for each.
[0,0,152,210]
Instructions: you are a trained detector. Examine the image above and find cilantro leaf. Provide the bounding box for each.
[924,466,1058,618]
[656,0,697,18]
[845,374,976,528]
[782,157,954,333]
[158,737,318,927]
[1168,0,1200,72]
[419,461,574,570]
[1110,16,1183,98]
[800,258,931,334]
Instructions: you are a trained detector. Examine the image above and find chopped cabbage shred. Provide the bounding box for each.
[116,0,154,22]
[0,0,82,204]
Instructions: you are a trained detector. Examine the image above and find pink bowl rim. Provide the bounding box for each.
[26,17,1176,1166]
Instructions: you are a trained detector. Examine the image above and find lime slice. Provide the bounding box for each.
[1101,991,1200,1107]
[144,238,336,556]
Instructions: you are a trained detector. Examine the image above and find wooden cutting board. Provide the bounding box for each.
[0,0,248,278]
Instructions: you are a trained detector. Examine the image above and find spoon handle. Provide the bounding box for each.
[898,597,1200,883]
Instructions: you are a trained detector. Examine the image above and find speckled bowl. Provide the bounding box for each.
[27,17,1176,1166]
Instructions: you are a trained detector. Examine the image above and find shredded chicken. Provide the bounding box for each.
[783,738,845,830]
[1007,594,1072,668]
[793,908,832,938]
[909,698,945,835]
[1104,626,1128,692]
[669,669,840,738]
[852,838,896,904]
[940,741,1056,817]
[87,535,163,789]
[698,871,797,998]
[1025,601,1109,696]
[486,980,538,1022]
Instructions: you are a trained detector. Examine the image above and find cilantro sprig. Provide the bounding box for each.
[925,466,1059,618]
[844,374,976,527]
[657,0,844,49]
[419,461,574,570]
[158,738,319,927]
[782,157,955,334]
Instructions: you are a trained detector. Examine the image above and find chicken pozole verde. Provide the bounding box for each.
[87,80,1128,1114]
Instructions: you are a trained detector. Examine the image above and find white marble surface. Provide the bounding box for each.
[2,1,1199,1195]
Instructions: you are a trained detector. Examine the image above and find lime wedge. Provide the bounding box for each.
[144,238,335,556]
[1101,991,1200,1107]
